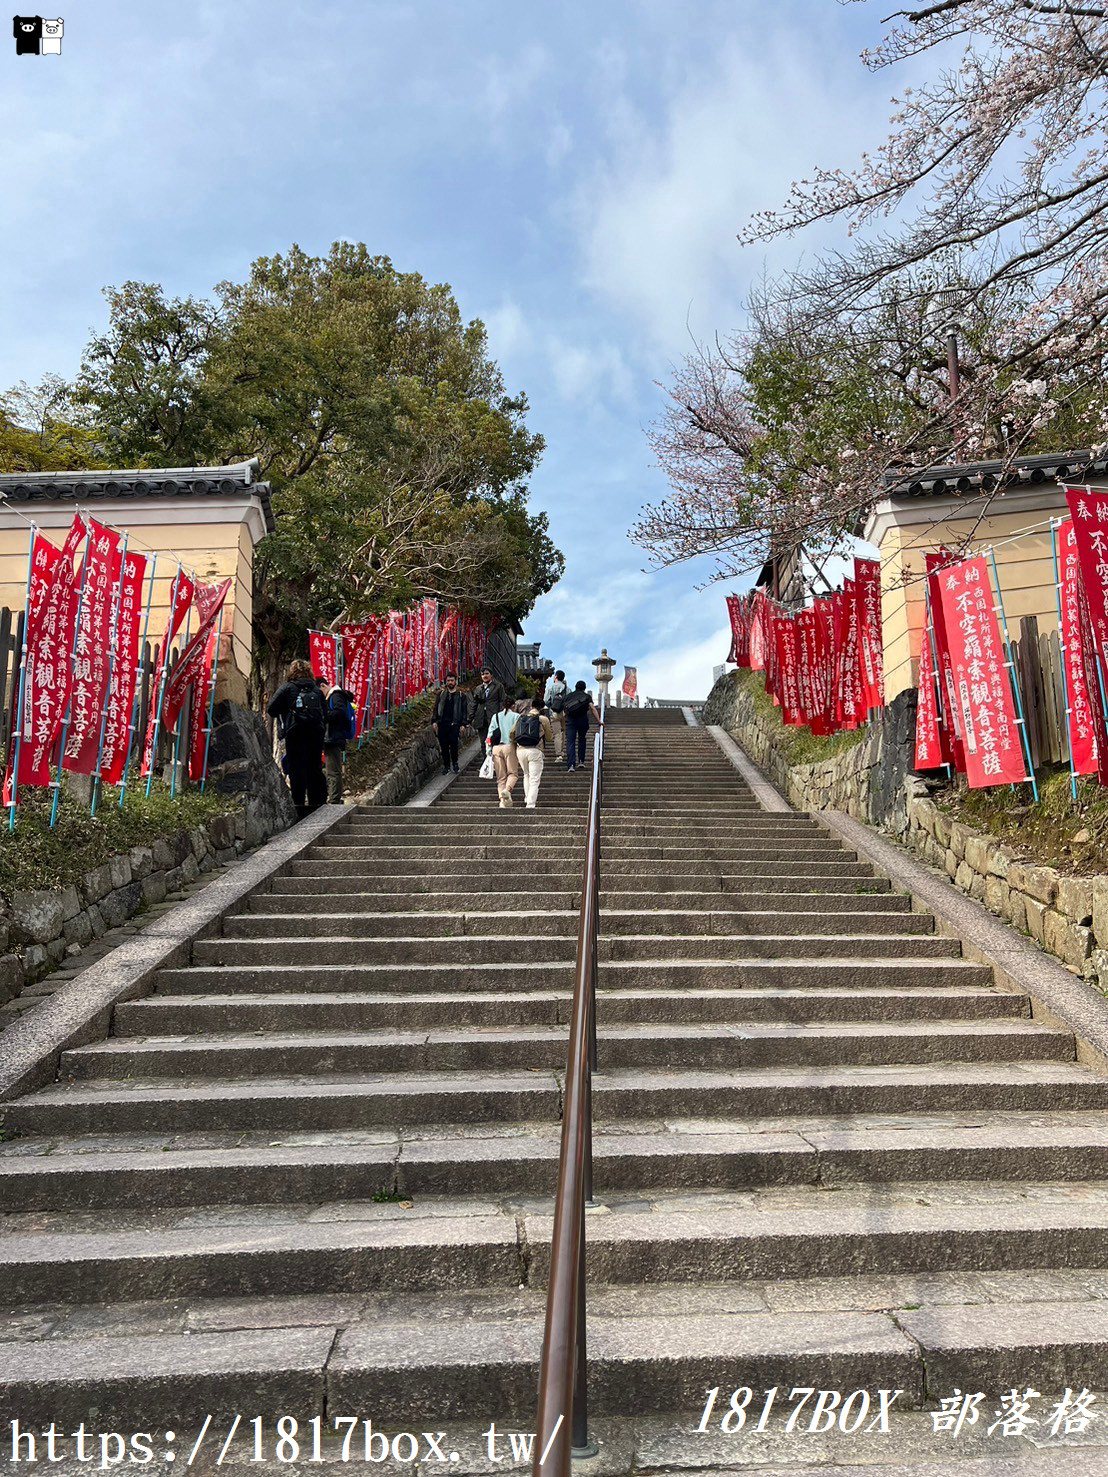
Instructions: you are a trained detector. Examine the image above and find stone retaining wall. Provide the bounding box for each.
[906,795,1108,988]
[703,671,920,836]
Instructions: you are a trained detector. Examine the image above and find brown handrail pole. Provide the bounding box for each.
[533,692,606,1475]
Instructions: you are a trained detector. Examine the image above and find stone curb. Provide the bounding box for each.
[0,804,352,1106]
[816,808,1108,1076]
[706,724,792,813]
[405,739,481,808]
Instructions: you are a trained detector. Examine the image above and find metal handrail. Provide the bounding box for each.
[533,691,606,1474]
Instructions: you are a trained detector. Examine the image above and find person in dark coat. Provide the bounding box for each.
[267,659,328,819]
[432,672,471,774]
[470,668,505,745]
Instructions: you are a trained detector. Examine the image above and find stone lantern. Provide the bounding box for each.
[592,648,615,709]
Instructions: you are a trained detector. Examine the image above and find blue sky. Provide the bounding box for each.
[1,0,899,698]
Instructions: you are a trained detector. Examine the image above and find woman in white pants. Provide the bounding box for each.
[513,697,554,809]
[488,700,522,808]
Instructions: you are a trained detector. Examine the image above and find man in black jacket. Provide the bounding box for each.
[470,668,505,746]
[432,672,471,774]
[267,659,328,818]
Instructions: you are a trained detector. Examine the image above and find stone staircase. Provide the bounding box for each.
[5,709,1108,1464]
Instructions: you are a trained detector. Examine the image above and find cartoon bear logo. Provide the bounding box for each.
[40,15,61,52]
[13,15,42,53]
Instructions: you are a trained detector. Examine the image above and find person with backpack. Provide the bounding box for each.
[322,683,357,804]
[487,697,522,807]
[563,680,603,773]
[513,696,554,808]
[431,672,471,775]
[543,668,568,762]
[267,659,328,819]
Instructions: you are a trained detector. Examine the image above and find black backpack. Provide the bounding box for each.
[563,689,590,718]
[516,713,542,747]
[286,682,325,735]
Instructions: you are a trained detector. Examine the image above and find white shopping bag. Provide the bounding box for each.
[479,753,495,780]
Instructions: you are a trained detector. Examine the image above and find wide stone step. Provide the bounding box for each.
[247,890,911,917]
[283,858,877,879]
[10,1114,1108,1211]
[226,906,926,937]
[191,932,958,967]
[153,957,993,996]
[114,984,1021,1036]
[58,1018,1070,1080]
[310,842,850,862]
[11,1061,1106,1136]
[264,872,893,897]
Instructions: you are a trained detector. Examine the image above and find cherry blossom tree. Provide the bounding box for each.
[636,0,1108,582]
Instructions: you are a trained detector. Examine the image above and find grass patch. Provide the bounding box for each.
[738,668,870,766]
[938,765,1108,877]
[342,692,437,796]
[0,779,234,900]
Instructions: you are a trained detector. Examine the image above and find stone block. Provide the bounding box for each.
[1043,908,1072,960]
[86,904,106,940]
[151,839,174,872]
[969,872,986,903]
[964,833,992,875]
[109,854,132,891]
[984,876,1010,916]
[1092,878,1108,946]
[142,872,168,906]
[933,811,952,847]
[949,821,971,861]
[911,798,937,837]
[63,910,93,949]
[1068,923,1095,969]
[21,943,48,980]
[46,937,66,965]
[1008,862,1057,906]
[953,860,973,893]
[10,889,66,946]
[987,845,1016,880]
[164,865,183,894]
[100,881,143,930]
[944,849,958,880]
[1095,948,1108,988]
[0,953,23,1005]
[172,831,192,866]
[1026,898,1048,945]
[180,853,201,885]
[1008,890,1028,933]
[208,815,234,851]
[82,863,113,905]
[1057,875,1093,925]
[59,885,81,922]
[128,846,154,880]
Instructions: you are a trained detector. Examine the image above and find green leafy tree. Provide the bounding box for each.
[0,375,105,473]
[74,243,558,698]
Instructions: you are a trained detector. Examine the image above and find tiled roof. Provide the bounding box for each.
[0,460,275,533]
[884,450,1108,499]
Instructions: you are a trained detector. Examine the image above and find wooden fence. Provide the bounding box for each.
[1009,614,1068,769]
[0,605,191,795]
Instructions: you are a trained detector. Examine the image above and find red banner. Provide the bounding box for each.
[63,521,122,774]
[726,595,751,667]
[913,614,946,770]
[188,626,219,782]
[162,578,231,733]
[3,532,61,802]
[774,616,802,725]
[855,557,884,713]
[99,550,149,785]
[309,631,339,687]
[342,620,378,737]
[926,550,967,774]
[1065,487,1108,668]
[622,666,638,699]
[749,590,770,672]
[20,516,86,787]
[1057,519,1099,776]
[936,556,1027,788]
[835,578,865,731]
[143,568,196,775]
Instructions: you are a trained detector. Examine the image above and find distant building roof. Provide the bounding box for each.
[883,449,1108,501]
[0,459,275,533]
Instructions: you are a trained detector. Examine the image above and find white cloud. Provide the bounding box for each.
[636,622,731,703]
[527,570,652,645]
[547,336,634,405]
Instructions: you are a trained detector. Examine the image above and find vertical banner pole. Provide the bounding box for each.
[146,564,182,798]
[50,527,91,829]
[200,608,224,793]
[989,547,1039,802]
[120,553,158,810]
[91,533,129,818]
[1051,519,1080,802]
[8,524,37,831]
[170,599,192,800]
